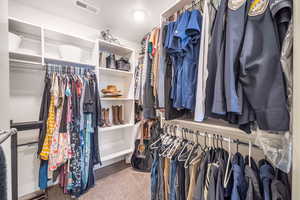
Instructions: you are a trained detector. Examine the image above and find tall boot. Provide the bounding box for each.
[112,106,120,125]
[101,108,106,127]
[105,108,112,127]
[117,105,125,125]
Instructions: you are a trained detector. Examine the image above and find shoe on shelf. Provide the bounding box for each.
[105,108,112,127]
[112,105,120,125]
[117,105,125,125]
[100,108,106,127]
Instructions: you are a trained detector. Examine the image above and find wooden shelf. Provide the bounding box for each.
[98,67,133,77]
[99,124,134,132]
[101,148,133,162]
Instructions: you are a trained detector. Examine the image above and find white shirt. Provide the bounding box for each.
[194,0,216,122]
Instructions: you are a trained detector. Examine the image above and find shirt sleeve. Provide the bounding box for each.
[186,10,202,39]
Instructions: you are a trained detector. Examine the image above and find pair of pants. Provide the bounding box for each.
[151,151,159,200]
[164,158,170,200]
[169,160,178,200]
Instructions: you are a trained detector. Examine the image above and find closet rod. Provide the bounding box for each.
[162,121,260,149]
[45,58,96,69]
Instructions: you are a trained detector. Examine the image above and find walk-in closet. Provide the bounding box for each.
[0,0,299,199]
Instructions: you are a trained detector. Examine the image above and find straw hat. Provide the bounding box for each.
[101,85,121,95]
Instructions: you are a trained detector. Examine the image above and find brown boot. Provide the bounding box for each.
[117,105,125,124]
[105,108,112,127]
[112,106,120,125]
[101,108,107,127]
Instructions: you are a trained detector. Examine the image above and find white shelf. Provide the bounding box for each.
[98,39,134,56]
[99,67,133,77]
[44,56,95,67]
[101,97,134,101]
[9,18,42,39]
[101,148,133,162]
[9,51,42,63]
[44,28,95,49]
[99,124,134,132]
[163,118,260,142]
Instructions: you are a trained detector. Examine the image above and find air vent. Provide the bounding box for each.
[75,0,99,14]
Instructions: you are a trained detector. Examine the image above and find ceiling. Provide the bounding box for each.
[11,0,175,43]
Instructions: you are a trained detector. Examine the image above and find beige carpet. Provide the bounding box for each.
[80,167,151,200]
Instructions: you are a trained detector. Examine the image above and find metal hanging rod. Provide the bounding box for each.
[45,58,95,69]
[162,120,260,149]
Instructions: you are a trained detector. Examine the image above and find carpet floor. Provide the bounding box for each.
[79,167,150,200]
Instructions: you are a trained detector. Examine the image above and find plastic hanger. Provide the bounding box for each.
[190,130,204,164]
[203,132,209,152]
[248,140,252,168]
[166,126,181,158]
[183,130,198,168]
[224,136,233,188]
[160,125,176,157]
[177,128,191,162]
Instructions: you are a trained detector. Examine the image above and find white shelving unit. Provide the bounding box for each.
[8,17,137,196]
[97,39,136,165]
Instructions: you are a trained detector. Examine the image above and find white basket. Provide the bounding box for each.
[58,45,82,62]
[9,32,22,52]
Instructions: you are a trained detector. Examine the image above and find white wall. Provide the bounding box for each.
[0,0,11,199]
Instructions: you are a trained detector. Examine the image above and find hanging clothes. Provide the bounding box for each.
[154,0,292,134]
[194,0,217,122]
[38,64,102,197]
[149,126,291,200]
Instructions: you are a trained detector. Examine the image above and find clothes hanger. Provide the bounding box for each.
[167,126,182,158]
[248,140,252,168]
[160,125,176,157]
[177,128,191,162]
[183,129,198,168]
[190,130,204,164]
[209,133,217,162]
[203,132,208,152]
[224,136,233,188]
[196,130,205,152]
